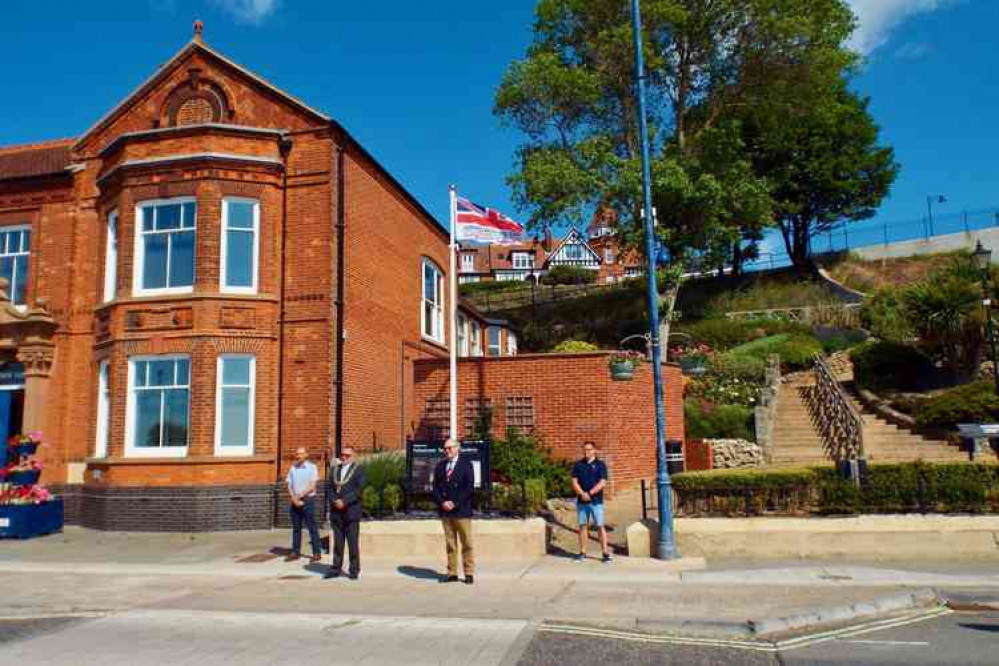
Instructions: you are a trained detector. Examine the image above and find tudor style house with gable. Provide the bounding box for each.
[0,26,519,530]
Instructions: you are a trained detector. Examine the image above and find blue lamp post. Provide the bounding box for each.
[630,0,677,559]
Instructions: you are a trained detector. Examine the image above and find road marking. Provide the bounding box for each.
[540,606,953,654]
[839,639,929,646]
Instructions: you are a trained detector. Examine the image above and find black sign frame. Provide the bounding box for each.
[405,439,492,511]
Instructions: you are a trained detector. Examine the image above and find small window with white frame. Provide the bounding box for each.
[215,355,255,456]
[126,356,190,457]
[506,331,518,356]
[470,320,482,356]
[0,225,31,306]
[457,313,468,356]
[512,252,532,269]
[134,198,196,295]
[603,247,614,264]
[487,326,502,357]
[95,359,111,458]
[421,258,445,344]
[103,211,118,302]
[460,252,475,272]
[220,198,259,293]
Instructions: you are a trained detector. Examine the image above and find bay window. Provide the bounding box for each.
[103,211,118,302]
[220,198,259,293]
[126,356,190,457]
[134,198,196,295]
[215,355,255,456]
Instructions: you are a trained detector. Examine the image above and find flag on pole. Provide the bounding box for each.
[455,197,525,243]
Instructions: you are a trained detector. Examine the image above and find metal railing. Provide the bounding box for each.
[811,354,866,463]
[725,303,861,328]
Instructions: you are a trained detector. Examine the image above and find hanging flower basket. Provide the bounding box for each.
[608,351,644,381]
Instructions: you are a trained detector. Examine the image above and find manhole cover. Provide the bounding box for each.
[235,553,279,563]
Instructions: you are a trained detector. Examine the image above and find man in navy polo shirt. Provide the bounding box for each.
[571,441,611,563]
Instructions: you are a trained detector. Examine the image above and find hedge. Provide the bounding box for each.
[909,381,999,429]
[851,340,935,392]
[684,399,755,441]
[671,463,999,515]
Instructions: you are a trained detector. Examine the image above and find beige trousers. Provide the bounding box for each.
[441,518,475,576]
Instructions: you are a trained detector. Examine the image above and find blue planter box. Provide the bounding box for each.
[5,469,40,486]
[0,499,64,539]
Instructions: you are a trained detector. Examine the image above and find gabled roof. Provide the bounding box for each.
[73,36,329,152]
[0,139,74,182]
[546,228,601,264]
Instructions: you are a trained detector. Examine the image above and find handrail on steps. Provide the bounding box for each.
[812,353,867,463]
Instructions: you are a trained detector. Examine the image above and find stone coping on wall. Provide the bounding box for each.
[86,454,277,466]
[94,292,281,311]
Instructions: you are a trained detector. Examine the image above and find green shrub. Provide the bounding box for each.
[860,287,913,343]
[672,468,815,491]
[382,484,403,514]
[911,381,999,429]
[684,399,755,441]
[850,340,934,392]
[552,340,600,353]
[728,333,822,371]
[524,478,546,514]
[677,319,754,350]
[491,428,573,497]
[357,451,406,494]
[492,483,526,513]
[459,280,531,296]
[541,265,596,286]
[361,486,380,514]
[688,353,763,407]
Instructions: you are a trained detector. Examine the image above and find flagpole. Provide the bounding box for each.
[448,185,459,442]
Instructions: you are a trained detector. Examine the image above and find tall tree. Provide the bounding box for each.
[740,81,899,271]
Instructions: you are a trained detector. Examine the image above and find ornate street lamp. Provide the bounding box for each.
[972,241,999,396]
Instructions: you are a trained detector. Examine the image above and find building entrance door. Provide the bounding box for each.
[0,362,26,454]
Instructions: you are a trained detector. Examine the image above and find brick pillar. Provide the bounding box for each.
[17,341,55,433]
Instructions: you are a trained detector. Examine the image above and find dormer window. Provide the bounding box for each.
[460,253,475,272]
[512,252,532,269]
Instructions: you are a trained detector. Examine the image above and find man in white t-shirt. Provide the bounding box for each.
[285,447,321,562]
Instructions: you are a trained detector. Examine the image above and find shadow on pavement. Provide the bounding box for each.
[957,622,999,633]
[397,566,441,580]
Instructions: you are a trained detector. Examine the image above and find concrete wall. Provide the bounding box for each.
[853,227,999,262]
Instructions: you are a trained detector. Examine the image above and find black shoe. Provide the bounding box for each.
[323,569,342,580]
[464,575,474,585]
[348,572,359,580]
[440,575,460,583]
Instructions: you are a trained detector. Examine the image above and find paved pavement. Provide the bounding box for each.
[1,527,997,665]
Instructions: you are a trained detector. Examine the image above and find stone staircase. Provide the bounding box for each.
[770,360,969,466]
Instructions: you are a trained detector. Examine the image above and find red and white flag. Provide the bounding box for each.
[455,196,525,243]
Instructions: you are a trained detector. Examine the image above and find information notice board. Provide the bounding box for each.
[405,440,491,506]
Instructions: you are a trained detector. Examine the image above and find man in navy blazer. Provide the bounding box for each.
[432,438,476,584]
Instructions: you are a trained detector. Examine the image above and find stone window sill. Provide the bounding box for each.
[86,454,276,466]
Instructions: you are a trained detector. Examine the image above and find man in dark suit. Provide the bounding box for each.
[432,438,475,584]
[324,446,365,580]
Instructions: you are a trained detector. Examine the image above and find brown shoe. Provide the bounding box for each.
[309,554,322,563]
[284,553,301,562]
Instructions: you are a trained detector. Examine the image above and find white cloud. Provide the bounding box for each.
[846,0,964,55]
[894,42,933,60]
[210,0,279,25]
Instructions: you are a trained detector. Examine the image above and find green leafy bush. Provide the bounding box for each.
[672,468,815,490]
[361,486,380,515]
[728,333,822,371]
[524,478,546,514]
[552,340,600,353]
[684,398,755,440]
[911,381,999,429]
[850,340,934,392]
[382,484,403,514]
[541,265,596,285]
[860,287,913,343]
[677,319,754,350]
[357,451,406,495]
[490,428,572,497]
[687,352,768,407]
[459,280,531,296]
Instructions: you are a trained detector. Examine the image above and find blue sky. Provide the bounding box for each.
[1,1,996,254]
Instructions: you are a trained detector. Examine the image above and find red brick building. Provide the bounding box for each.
[0,29,679,530]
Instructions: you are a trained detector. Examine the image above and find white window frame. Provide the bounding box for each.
[94,360,110,458]
[487,326,502,357]
[421,258,445,345]
[133,197,197,297]
[507,331,518,356]
[460,253,475,272]
[214,354,256,456]
[0,224,31,307]
[603,247,614,264]
[219,198,260,294]
[457,313,469,357]
[103,211,118,302]
[470,320,482,357]
[124,354,191,458]
[512,252,532,269]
